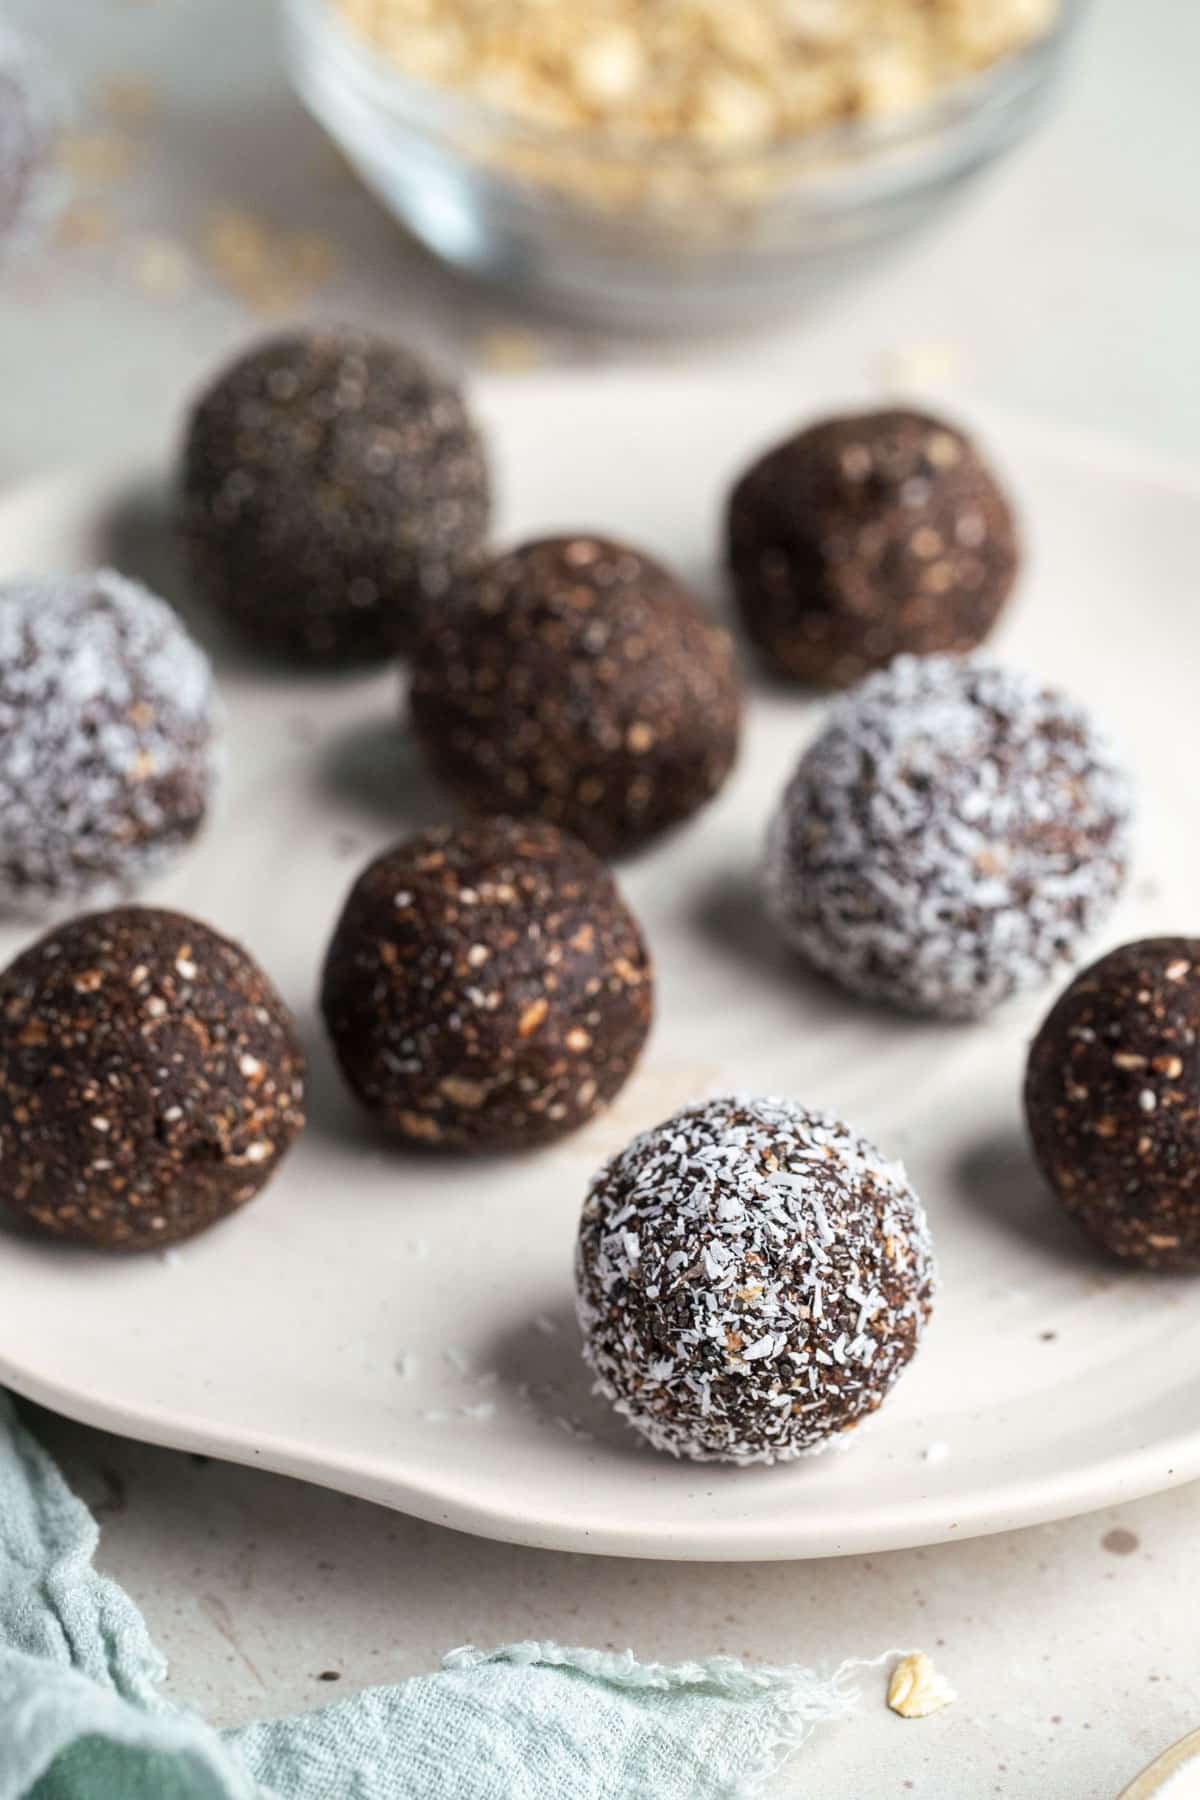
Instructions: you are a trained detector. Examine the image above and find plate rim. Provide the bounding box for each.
[1,1342,1193,1561]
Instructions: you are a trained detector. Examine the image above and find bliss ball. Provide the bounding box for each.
[410,535,742,858]
[321,816,653,1151]
[179,326,490,663]
[0,23,60,253]
[765,655,1133,1020]
[727,408,1019,687]
[0,570,219,913]
[1026,940,1200,1271]
[576,1094,935,1464]
[0,908,306,1251]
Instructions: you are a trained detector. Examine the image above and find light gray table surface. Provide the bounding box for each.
[2,2,1198,1795]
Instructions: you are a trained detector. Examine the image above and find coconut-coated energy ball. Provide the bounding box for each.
[409,535,742,858]
[765,655,1133,1020]
[1026,940,1200,1271]
[0,570,219,914]
[321,817,653,1151]
[727,408,1019,687]
[179,327,490,663]
[0,908,306,1251]
[576,1094,935,1464]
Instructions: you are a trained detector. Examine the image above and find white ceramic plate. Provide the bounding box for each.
[1,375,1198,1562]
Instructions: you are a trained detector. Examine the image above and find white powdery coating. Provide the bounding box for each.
[764,654,1133,1020]
[0,569,219,909]
[575,1094,935,1466]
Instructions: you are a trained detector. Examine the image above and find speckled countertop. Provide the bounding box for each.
[2,1,1198,1795]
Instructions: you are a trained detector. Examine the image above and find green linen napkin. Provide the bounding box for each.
[0,1392,876,1799]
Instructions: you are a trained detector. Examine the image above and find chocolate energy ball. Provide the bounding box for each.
[576,1094,935,1464]
[0,908,305,1250]
[1026,940,1200,1271]
[321,817,653,1151]
[765,655,1133,1020]
[727,408,1019,687]
[409,535,742,858]
[179,327,490,663]
[0,570,219,913]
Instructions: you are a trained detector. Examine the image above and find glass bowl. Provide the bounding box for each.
[281,0,1082,329]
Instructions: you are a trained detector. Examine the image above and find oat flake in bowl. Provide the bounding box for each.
[332,0,1060,148]
[283,0,1081,324]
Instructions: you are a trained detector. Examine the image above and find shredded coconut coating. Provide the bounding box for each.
[764,654,1133,1020]
[575,1094,935,1465]
[0,570,219,911]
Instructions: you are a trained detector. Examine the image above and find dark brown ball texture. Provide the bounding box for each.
[0,908,305,1251]
[727,408,1019,688]
[321,817,653,1151]
[409,536,742,858]
[178,326,490,664]
[1026,940,1200,1271]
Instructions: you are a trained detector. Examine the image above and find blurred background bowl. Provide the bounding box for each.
[281,0,1084,329]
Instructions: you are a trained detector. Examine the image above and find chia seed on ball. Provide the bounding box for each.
[764,655,1133,1020]
[727,408,1019,688]
[1026,939,1200,1271]
[320,816,653,1151]
[0,569,219,913]
[409,535,742,859]
[575,1094,935,1465]
[179,327,490,663]
[0,907,306,1251]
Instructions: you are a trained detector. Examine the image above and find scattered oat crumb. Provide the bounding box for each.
[532,1313,560,1336]
[923,1441,949,1464]
[555,1415,594,1442]
[420,1408,449,1424]
[876,340,967,393]
[394,1350,419,1379]
[478,328,549,373]
[157,1247,182,1270]
[131,234,193,298]
[461,1400,497,1422]
[57,201,116,247]
[59,129,138,185]
[888,1652,956,1719]
[100,74,160,121]
[203,205,339,316]
[443,1345,472,1377]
